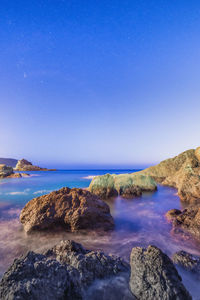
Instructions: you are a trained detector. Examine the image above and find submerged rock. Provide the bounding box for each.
[20,187,114,233]
[166,206,200,240]
[129,245,191,300]
[0,240,130,300]
[0,164,14,178]
[89,173,157,199]
[172,250,200,277]
[14,158,56,171]
[136,147,200,204]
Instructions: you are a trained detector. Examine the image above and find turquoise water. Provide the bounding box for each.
[0,169,200,298]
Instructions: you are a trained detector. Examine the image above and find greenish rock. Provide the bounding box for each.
[89,173,157,199]
[0,164,14,178]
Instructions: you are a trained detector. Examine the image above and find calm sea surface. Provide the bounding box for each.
[0,169,200,298]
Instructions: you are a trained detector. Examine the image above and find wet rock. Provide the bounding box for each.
[0,251,81,300]
[45,240,129,287]
[0,240,130,300]
[165,209,182,222]
[89,173,157,199]
[20,187,114,233]
[172,250,200,277]
[0,164,14,178]
[136,147,200,204]
[14,158,55,171]
[129,245,191,300]
[167,206,200,240]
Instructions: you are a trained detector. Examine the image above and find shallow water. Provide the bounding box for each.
[0,169,200,298]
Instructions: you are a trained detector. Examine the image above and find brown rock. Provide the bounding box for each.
[165,209,182,222]
[20,187,114,233]
[15,159,56,171]
[167,206,200,240]
[136,148,200,204]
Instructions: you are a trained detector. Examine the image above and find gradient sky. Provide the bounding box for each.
[0,1,200,168]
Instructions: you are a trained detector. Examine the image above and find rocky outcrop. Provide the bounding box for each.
[165,209,182,222]
[89,173,157,199]
[172,250,200,277]
[0,240,130,300]
[20,187,114,233]
[129,245,191,300]
[14,159,56,171]
[166,206,200,240]
[0,164,14,178]
[136,147,200,203]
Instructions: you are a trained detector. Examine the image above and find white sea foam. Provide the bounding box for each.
[6,188,30,195]
[33,189,52,195]
[82,175,97,179]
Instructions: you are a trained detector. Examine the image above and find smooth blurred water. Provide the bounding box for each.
[0,169,200,298]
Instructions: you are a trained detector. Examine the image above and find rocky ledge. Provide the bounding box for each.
[172,250,200,278]
[89,173,157,199]
[90,147,200,202]
[14,159,56,171]
[166,206,200,240]
[0,242,191,300]
[136,147,200,204]
[20,187,114,233]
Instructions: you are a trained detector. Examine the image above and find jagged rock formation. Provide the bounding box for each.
[166,206,200,240]
[172,250,200,278]
[0,164,14,178]
[14,159,56,171]
[0,240,130,300]
[20,187,114,233]
[89,173,157,199]
[136,147,200,203]
[129,245,191,300]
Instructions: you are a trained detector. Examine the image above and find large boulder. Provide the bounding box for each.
[0,164,14,178]
[89,173,157,199]
[0,240,130,300]
[129,245,191,300]
[166,206,200,240]
[20,187,114,233]
[172,250,200,278]
[136,147,200,203]
[0,251,81,300]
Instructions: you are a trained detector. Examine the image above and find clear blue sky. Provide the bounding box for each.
[0,1,200,168]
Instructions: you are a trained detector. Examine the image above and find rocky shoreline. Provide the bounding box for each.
[1,147,200,299]
[0,240,192,300]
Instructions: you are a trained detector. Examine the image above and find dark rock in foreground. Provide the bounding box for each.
[0,240,130,300]
[173,250,200,278]
[129,245,191,300]
[166,206,200,240]
[20,187,114,233]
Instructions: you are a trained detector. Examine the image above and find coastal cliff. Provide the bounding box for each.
[89,147,200,203]
[14,159,56,171]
